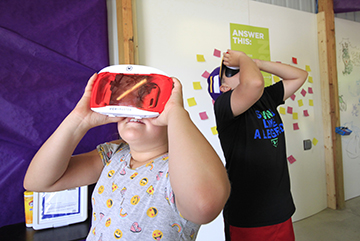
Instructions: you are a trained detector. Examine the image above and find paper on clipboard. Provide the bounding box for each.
[32,186,88,230]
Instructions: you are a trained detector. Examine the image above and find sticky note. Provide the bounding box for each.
[287,106,293,114]
[308,87,313,94]
[199,111,208,120]
[292,57,297,64]
[312,138,318,146]
[298,99,304,107]
[273,76,280,83]
[197,54,205,62]
[290,94,296,101]
[287,155,296,164]
[293,112,298,120]
[304,110,309,117]
[187,97,197,107]
[301,89,307,97]
[202,71,210,79]
[211,126,218,135]
[309,99,314,106]
[279,107,286,115]
[293,123,299,130]
[306,65,311,72]
[193,81,202,90]
[213,49,221,58]
[308,76,313,83]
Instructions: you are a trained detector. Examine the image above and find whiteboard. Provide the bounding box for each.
[335,17,360,200]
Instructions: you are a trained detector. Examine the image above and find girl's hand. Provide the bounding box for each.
[150,77,184,126]
[71,73,124,129]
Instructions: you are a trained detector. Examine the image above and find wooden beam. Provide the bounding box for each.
[317,0,345,209]
[116,0,138,64]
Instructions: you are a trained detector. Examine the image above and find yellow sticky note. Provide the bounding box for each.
[293,112,298,120]
[193,81,202,90]
[187,97,197,107]
[196,54,205,62]
[279,107,286,115]
[273,76,280,83]
[309,99,314,106]
[308,76,313,83]
[305,65,311,72]
[312,138,318,146]
[211,126,218,135]
[298,99,303,107]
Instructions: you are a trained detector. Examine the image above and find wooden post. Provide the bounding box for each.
[116,0,138,64]
[317,0,345,209]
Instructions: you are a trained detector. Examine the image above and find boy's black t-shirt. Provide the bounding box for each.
[214,81,295,227]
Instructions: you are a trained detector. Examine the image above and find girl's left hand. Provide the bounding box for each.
[149,77,184,126]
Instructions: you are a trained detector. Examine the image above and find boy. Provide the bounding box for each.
[209,50,308,241]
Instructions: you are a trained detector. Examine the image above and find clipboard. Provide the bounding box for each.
[32,186,88,230]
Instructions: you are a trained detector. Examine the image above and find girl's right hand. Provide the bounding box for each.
[71,73,124,130]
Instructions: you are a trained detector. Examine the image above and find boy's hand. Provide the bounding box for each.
[71,73,124,129]
[150,77,184,126]
[223,49,246,68]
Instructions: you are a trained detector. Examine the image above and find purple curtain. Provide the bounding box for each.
[333,0,360,13]
[0,0,118,227]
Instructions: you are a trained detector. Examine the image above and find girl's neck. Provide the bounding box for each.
[128,145,168,169]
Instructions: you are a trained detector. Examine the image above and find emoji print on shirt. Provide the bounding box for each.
[152,230,163,240]
[130,222,142,233]
[147,207,158,218]
[114,229,123,239]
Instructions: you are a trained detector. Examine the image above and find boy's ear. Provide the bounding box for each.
[220,84,231,93]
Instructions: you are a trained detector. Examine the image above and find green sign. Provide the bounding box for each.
[230,23,272,86]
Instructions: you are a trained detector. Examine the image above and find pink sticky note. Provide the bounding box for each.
[199,111,208,120]
[287,106,293,114]
[303,110,309,117]
[293,123,299,130]
[301,89,307,97]
[287,155,296,164]
[290,94,296,101]
[213,49,221,58]
[308,87,313,94]
[202,71,210,79]
[292,57,297,64]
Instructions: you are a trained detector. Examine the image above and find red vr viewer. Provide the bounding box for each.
[90,65,173,118]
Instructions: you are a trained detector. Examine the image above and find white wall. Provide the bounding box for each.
[108,0,328,240]
[335,17,360,201]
